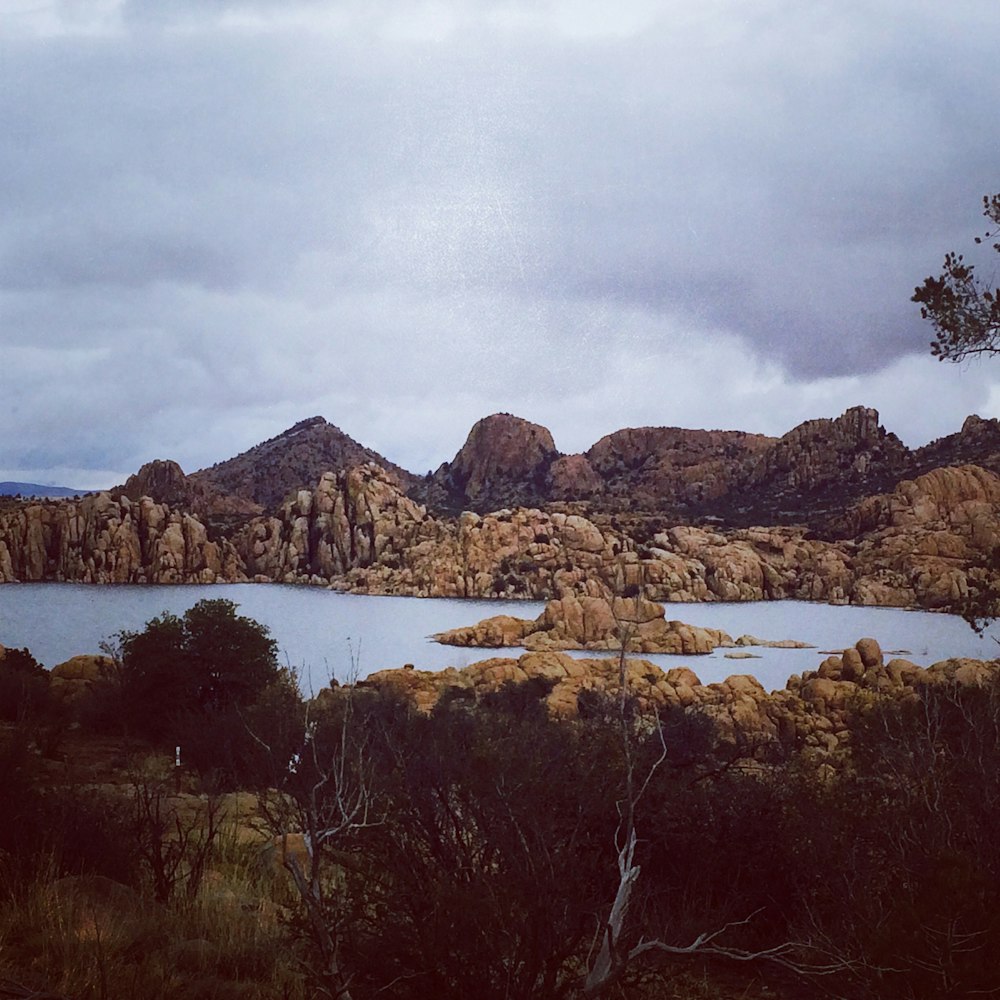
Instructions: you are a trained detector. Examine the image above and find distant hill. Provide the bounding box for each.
[63,408,1000,529]
[0,481,85,499]
[408,407,1000,528]
[189,416,415,510]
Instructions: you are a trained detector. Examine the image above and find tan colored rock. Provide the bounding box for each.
[434,615,535,647]
[434,595,731,655]
[855,637,883,669]
[0,491,247,584]
[840,648,864,682]
[735,634,813,649]
[51,654,114,682]
[801,677,838,704]
[954,660,993,686]
[886,658,920,686]
[817,656,843,681]
[362,644,1000,762]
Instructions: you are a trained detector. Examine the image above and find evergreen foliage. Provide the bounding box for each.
[913,194,1000,361]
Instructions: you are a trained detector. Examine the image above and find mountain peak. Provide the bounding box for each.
[417,413,559,513]
[189,416,412,510]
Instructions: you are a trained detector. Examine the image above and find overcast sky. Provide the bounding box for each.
[2,0,998,489]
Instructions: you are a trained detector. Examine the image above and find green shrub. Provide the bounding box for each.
[115,600,281,743]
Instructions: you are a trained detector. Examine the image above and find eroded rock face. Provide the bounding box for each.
[826,465,1000,609]
[417,413,559,513]
[0,492,246,584]
[233,464,626,598]
[547,454,604,500]
[409,406,923,524]
[235,466,437,585]
[913,414,1000,479]
[122,460,191,506]
[729,406,911,524]
[1,457,996,619]
[120,459,261,518]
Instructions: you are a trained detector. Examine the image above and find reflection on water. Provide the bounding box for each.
[1,583,997,694]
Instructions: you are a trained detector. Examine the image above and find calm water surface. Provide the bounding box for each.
[0,583,997,694]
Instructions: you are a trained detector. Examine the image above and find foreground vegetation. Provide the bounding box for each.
[2,601,1000,998]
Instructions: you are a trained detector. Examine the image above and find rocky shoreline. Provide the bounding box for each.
[362,636,1000,758]
[24,633,999,765]
[1,462,997,617]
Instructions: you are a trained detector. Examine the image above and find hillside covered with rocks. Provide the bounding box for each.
[0,407,997,617]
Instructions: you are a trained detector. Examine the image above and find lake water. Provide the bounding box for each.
[0,583,997,694]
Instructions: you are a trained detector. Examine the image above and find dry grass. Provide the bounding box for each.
[0,820,305,1000]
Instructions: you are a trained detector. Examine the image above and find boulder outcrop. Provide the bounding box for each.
[364,637,1000,755]
[826,465,1000,609]
[50,654,117,702]
[2,458,997,616]
[234,464,626,597]
[433,594,812,655]
[0,492,246,584]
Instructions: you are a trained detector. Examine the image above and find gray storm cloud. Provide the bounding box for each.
[0,0,997,486]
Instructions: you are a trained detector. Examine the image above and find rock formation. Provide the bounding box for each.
[363,637,1000,757]
[723,405,912,525]
[234,464,625,598]
[410,406,942,526]
[433,594,811,655]
[3,456,998,616]
[235,465,439,585]
[546,454,604,501]
[121,459,197,507]
[415,413,560,513]
[2,403,999,623]
[50,654,117,702]
[912,413,1000,478]
[0,491,246,584]
[583,425,774,510]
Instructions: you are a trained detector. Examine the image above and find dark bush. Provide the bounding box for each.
[0,729,137,885]
[326,693,622,1000]
[115,599,281,742]
[172,670,305,790]
[0,647,50,721]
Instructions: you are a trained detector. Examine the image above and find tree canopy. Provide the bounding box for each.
[117,598,280,740]
[913,194,1000,361]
